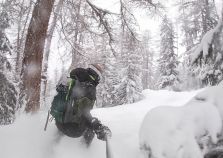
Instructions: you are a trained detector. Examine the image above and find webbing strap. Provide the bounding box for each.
[66,79,75,101]
[89,75,96,81]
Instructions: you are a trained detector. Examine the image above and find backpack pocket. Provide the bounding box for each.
[50,92,67,123]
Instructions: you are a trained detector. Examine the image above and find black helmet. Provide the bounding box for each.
[87,68,100,85]
[70,69,77,79]
[69,67,100,86]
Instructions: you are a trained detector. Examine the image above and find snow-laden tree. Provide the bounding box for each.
[0,0,34,76]
[141,31,155,90]
[178,48,202,90]
[178,0,218,51]
[115,29,143,104]
[157,15,180,90]
[63,0,164,71]
[0,9,17,125]
[98,50,121,107]
[190,2,223,86]
[178,0,221,87]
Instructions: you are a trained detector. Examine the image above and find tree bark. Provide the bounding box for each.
[22,0,55,113]
[42,0,63,105]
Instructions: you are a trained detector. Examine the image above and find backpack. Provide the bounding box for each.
[50,91,67,123]
[63,79,96,123]
[50,68,99,123]
[50,80,75,123]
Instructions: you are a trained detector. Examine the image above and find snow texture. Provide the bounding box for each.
[215,0,223,17]
[139,82,223,158]
[0,89,199,158]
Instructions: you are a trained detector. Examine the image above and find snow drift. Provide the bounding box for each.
[0,89,198,158]
[139,82,223,158]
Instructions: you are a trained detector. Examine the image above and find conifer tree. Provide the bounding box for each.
[157,16,180,89]
[179,0,218,51]
[99,51,120,107]
[190,2,223,86]
[141,31,154,89]
[116,30,143,104]
[179,0,221,87]
[0,9,17,125]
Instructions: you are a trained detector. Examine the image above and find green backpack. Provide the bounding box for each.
[50,91,67,123]
[50,80,75,123]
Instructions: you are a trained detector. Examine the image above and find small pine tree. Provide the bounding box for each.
[157,16,180,90]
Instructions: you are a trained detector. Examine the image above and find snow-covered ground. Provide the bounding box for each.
[140,83,223,158]
[0,89,200,158]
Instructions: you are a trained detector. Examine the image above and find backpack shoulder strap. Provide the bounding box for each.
[66,79,75,101]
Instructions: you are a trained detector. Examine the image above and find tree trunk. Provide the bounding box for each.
[22,0,55,113]
[42,0,63,105]
[16,0,33,76]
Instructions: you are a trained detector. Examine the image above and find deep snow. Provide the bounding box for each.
[139,83,223,158]
[0,89,200,158]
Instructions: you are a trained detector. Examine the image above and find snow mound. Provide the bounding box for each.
[0,114,58,158]
[139,83,223,158]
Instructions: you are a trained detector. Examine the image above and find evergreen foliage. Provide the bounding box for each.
[141,31,154,90]
[116,31,143,104]
[178,0,218,50]
[0,9,17,125]
[179,0,221,87]
[157,16,180,90]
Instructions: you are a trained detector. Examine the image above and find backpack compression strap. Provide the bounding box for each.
[66,79,75,101]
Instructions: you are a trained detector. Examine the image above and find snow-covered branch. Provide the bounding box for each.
[191,3,223,64]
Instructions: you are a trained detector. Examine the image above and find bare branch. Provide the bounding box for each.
[86,0,115,43]
[120,0,139,41]
[86,0,120,15]
[58,15,89,59]
[130,0,164,16]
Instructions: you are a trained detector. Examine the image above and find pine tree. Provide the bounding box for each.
[157,15,180,90]
[179,0,218,51]
[99,50,120,107]
[179,0,221,87]
[116,30,143,104]
[0,9,17,125]
[178,48,202,90]
[141,31,154,90]
[187,0,222,86]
